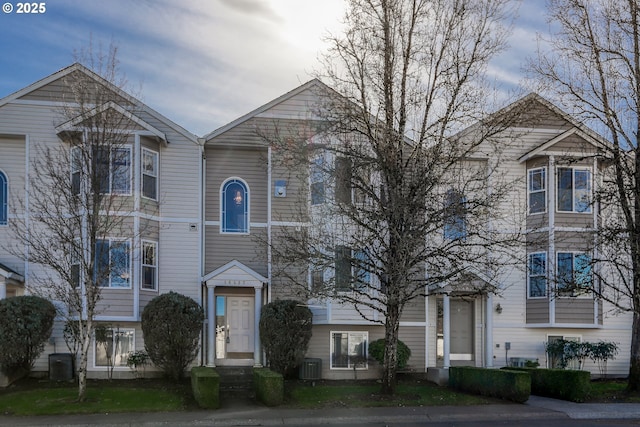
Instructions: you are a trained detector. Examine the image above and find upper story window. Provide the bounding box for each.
[95,238,131,288]
[557,167,591,213]
[310,156,325,205]
[142,148,158,200]
[335,156,352,204]
[528,167,546,214]
[528,252,547,298]
[557,252,592,294]
[141,240,158,291]
[443,189,467,240]
[0,171,7,225]
[335,246,370,292]
[72,146,132,195]
[221,178,249,233]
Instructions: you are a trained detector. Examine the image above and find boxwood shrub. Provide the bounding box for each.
[254,367,283,406]
[191,367,220,409]
[449,366,530,403]
[504,367,591,402]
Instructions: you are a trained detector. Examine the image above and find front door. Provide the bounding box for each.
[450,299,474,363]
[227,296,254,354]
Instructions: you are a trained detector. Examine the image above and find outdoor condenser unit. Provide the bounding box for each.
[299,358,322,380]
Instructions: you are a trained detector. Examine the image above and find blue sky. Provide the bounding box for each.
[0,0,547,136]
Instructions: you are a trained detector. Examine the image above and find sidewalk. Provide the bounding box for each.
[0,395,638,426]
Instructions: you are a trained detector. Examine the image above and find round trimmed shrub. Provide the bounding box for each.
[259,299,312,378]
[368,338,411,370]
[141,291,204,381]
[0,295,56,375]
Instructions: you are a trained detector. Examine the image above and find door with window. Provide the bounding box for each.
[450,299,474,363]
[215,295,255,360]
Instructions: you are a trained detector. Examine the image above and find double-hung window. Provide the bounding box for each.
[94,327,135,367]
[95,239,131,288]
[528,252,547,298]
[557,167,591,213]
[141,240,157,290]
[310,156,325,205]
[556,252,592,294]
[331,331,368,369]
[528,168,546,214]
[335,156,352,204]
[221,178,249,233]
[142,148,158,200]
[335,245,352,292]
[92,146,132,195]
[0,171,7,225]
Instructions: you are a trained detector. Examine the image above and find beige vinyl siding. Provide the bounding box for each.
[548,136,599,156]
[205,146,268,223]
[140,218,159,241]
[158,223,200,301]
[271,161,308,223]
[511,100,573,130]
[204,226,267,277]
[400,296,425,322]
[555,213,594,228]
[555,298,595,324]
[157,137,200,220]
[96,289,135,317]
[398,326,426,371]
[554,231,593,250]
[526,298,550,323]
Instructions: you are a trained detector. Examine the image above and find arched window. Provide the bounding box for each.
[0,171,7,225]
[221,178,249,233]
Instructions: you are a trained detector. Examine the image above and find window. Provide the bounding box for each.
[557,252,592,293]
[95,239,131,288]
[142,148,158,200]
[0,171,6,225]
[311,268,324,293]
[335,245,351,292]
[221,179,249,233]
[94,328,135,367]
[331,331,368,369]
[528,252,547,298]
[443,189,467,240]
[335,156,352,204]
[310,156,325,205]
[354,249,370,290]
[71,147,81,195]
[91,146,131,195]
[141,241,157,290]
[528,168,546,214]
[557,167,591,213]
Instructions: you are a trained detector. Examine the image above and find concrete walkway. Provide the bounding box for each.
[0,395,638,426]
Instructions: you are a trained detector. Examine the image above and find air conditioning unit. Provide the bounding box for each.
[299,358,322,380]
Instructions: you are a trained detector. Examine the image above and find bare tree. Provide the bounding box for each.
[9,43,142,401]
[530,0,640,390]
[264,0,520,394]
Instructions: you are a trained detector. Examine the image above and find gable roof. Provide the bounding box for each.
[203,259,268,284]
[517,126,608,163]
[0,262,24,283]
[55,100,167,143]
[0,63,197,144]
[203,78,330,142]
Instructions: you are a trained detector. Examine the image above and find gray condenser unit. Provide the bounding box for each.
[49,353,74,381]
[299,358,322,380]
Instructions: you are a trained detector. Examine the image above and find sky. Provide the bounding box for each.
[0,0,548,137]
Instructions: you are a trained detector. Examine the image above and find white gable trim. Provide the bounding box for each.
[203,260,267,288]
[518,127,606,163]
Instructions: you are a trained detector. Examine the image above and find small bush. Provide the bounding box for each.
[449,367,530,403]
[254,368,283,406]
[191,367,220,409]
[368,338,411,370]
[142,292,204,381]
[0,295,56,376]
[259,300,312,378]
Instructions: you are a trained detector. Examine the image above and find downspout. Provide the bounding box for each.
[267,146,272,303]
[24,134,30,290]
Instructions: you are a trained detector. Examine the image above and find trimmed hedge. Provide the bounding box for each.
[254,368,283,406]
[504,367,591,402]
[191,367,220,409]
[449,366,530,403]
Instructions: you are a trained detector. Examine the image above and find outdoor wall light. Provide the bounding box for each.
[495,303,503,314]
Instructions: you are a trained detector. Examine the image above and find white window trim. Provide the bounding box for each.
[219,177,250,235]
[527,167,547,215]
[556,166,592,214]
[527,251,547,299]
[0,169,8,226]
[97,238,132,289]
[330,330,369,370]
[93,327,135,369]
[546,334,582,369]
[141,147,159,201]
[141,240,158,291]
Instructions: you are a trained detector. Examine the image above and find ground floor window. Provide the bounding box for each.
[94,327,135,368]
[330,331,368,369]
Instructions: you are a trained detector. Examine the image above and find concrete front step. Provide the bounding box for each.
[216,366,254,397]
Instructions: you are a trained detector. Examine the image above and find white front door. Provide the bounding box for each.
[227,296,254,353]
[450,299,474,361]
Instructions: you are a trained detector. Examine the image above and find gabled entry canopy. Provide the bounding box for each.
[203,260,268,288]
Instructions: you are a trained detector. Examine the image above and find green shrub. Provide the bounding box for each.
[0,295,56,376]
[259,300,312,378]
[253,368,283,406]
[142,292,204,381]
[191,367,220,409]
[368,338,411,370]
[506,367,591,402]
[449,367,530,403]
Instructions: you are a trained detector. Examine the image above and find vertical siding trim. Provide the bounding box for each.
[267,146,272,303]
[424,292,429,371]
[485,294,493,367]
[133,134,141,319]
[593,155,599,325]
[24,134,30,286]
[548,155,556,324]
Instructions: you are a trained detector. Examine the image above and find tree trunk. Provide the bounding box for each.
[381,303,400,395]
[77,328,91,402]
